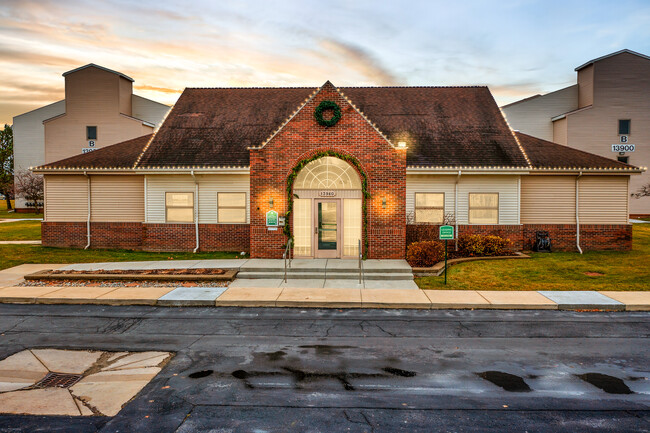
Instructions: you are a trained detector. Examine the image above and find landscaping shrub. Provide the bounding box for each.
[406,240,445,267]
[458,234,510,257]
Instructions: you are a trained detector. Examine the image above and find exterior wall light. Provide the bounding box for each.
[382,197,387,208]
[269,197,274,208]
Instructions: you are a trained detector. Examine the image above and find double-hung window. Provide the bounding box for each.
[218,193,246,223]
[414,193,444,224]
[468,193,499,224]
[165,192,194,223]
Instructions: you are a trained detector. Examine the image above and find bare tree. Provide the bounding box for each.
[632,184,650,199]
[15,170,43,214]
[0,124,13,210]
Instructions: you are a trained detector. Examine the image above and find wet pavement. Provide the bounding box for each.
[0,305,648,432]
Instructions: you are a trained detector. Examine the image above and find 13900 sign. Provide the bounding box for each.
[612,144,635,152]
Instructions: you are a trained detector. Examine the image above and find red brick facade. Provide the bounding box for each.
[42,222,250,252]
[249,82,407,259]
[406,223,633,252]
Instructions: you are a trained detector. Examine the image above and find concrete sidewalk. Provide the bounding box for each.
[0,263,648,310]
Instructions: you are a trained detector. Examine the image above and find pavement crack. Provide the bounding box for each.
[457,321,481,337]
[343,409,375,432]
[360,320,396,337]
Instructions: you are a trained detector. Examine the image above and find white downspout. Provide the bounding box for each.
[191,170,200,253]
[455,170,461,251]
[84,171,91,250]
[576,171,583,254]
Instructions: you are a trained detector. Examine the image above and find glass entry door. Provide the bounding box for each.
[315,200,339,258]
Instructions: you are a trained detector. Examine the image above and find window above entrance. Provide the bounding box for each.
[293,156,362,190]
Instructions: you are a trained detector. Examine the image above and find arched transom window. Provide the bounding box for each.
[293,156,362,190]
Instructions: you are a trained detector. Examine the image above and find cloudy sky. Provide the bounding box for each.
[1,0,649,125]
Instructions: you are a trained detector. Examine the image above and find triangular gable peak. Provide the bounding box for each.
[252,80,397,151]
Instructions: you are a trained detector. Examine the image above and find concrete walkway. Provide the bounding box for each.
[0,240,41,245]
[0,263,648,310]
[0,218,43,223]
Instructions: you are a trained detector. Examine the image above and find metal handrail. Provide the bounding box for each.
[358,239,363,284]
[283,238,292,283]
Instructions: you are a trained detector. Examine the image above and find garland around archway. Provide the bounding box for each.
[284,150,371,258]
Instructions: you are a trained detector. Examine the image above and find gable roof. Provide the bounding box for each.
[135,85,530,169]
[515,132,638,170]
[575,49,650,71]
[35,134,152,170]
[62,63,134,82]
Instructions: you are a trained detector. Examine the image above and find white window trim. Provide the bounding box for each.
[468,192,499,225]
[414,192,445,224]
[217,192,247,224]
[165,191,194,223]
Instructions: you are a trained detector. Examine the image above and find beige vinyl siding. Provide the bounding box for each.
[578,176,629,224]
[552,117,568,145]
[501,85,578,141]
[578,64,594,108]
[132,95,170,128]
[406,174,519,224]
[44,175,88,222]
[521,176,576,223]
[145,174,250,224]
[90,175,144,222]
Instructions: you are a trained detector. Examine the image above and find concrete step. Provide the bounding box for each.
[237,271,413,281]
[239,266,412,274]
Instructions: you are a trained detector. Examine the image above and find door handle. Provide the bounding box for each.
[315,226,319,234]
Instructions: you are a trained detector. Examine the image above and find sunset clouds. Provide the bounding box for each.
[1,0,649,124]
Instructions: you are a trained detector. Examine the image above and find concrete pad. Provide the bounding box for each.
[228,278,282,289]
[361,259,412,271]
[104,352,170,370]
[94,286,175,305]
[158,286,227,306]
[279,279,325,289]
[190,259,248,269]
[0,286,63,303]
[289,259,328,269]
[0,350,49,376]
[0,377,39,392]
[30,349,102,374]
[140,260,202,270]
[363,280,420,290]
[538,291,624,310]
[215,287,283,307]
[104,354,170,371]
[0,388,81,416]
[323,279,364,289]
[478,291,558,310]
[276,288,361,308]
[599,291,650,311]
[424,290,490,309]
[71,378,154,416]
[361,289,431,309]
[37,286,118,304]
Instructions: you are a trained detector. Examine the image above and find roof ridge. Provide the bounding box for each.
[183,85,488,90]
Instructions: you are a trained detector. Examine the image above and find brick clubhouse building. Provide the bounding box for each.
[34,82,643,258]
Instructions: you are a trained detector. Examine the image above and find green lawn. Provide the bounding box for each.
[416,224,650,291]
[0,220,41,240]
[0,245,246,271]
[0,200,42,219]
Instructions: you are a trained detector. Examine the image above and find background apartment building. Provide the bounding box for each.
[502,49,650,217]
[13,64,169,210]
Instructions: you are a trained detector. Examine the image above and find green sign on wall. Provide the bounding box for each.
[266,210,278,226]
[439,225,454,240]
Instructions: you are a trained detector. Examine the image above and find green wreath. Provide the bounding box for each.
[314,100,342,127]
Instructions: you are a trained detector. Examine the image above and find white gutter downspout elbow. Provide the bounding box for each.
[455,170,461,251]
[191,170,200,253]
[84,171,91,250]
[576,171,583,254]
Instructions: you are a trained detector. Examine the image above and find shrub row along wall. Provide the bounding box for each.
[406,224,633,252]
[42,222,250,252]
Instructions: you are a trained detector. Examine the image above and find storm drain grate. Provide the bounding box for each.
[32,372,83,389]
